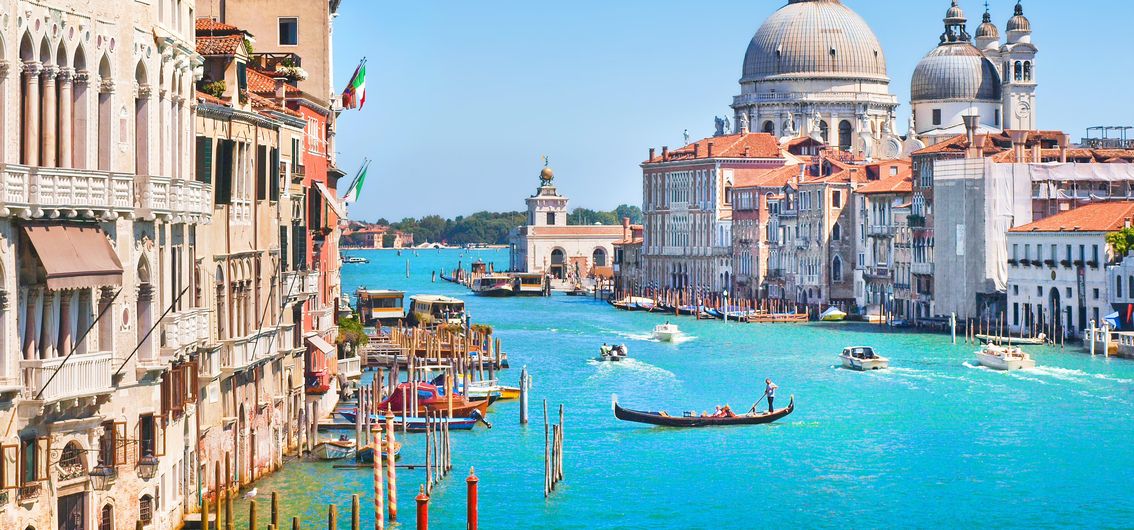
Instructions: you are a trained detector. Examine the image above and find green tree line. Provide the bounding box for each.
[361,205,643,245]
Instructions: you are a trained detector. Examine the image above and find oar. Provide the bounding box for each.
[749,392,768,414]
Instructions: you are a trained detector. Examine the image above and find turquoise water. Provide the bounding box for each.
[237,249,1134,529]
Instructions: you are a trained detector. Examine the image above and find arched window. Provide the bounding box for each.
[139,494,154,523]
[838,120,853,151]
[1023,61,1032,81]
[832,223,842,241]
[60,441,84,477]
[832,256,843,282]
[1014,61,1023,81]
[819,121,829,143]
[135,61,150,176]
[99,504,114,530]
[98,55,113,170]
[762,121,775,135]
[592,248,607,267]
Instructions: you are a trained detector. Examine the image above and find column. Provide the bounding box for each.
[57,291,73,358]
[57,68,74,168]
[98,287,115,352]
[22,62,42,165]
[41,65,58,167]
[23,288,39,361]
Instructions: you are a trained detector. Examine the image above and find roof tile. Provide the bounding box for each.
[1009,201,1134,233]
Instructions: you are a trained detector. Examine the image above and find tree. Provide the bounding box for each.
[382,233,397,248]
[375,217,389,226]
[614,204,644,224]
[1107,227,1134,259]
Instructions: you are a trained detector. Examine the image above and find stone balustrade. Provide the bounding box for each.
[160,308,210,354]
[0,164,133,218]
[221,328,279,373]
[137,175,213,220]
[337,355,362,379]
[20,350,114,403]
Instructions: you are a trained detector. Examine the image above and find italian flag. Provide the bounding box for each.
[342,61,367,110]
[343,163,368,203]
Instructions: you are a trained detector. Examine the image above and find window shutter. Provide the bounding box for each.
[280,226,289,271]
[256,146,268,201]
[114,422,127,466]
[270,148,281,201]
[155,418,166,457]
[215,140,234,205]
[161,374,172,417]
[35,437,49,482]
[196,136,213,184]
[189,362,199,403]
[0,445,16,489]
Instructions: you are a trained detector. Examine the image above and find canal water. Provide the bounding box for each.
[237,249,1134,528]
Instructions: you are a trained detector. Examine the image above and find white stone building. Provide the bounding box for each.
[508,165,622,283]
[910,1,1038,145]
[1006,202,1132,338]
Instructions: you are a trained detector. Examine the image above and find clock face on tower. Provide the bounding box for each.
[1015,101,1032,119]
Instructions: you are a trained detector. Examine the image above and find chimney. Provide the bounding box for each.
[744,146,751,158]
[1059,133,1070,163]
[649,148,655,161]
[694,144,700,158]
[1009,130,1029,163]
[1126,217,1132,229]
[274,77,288,105]
[962,114,979,147]
[707,142,714,158]
[622,216,631,241]
[662,146,669,161]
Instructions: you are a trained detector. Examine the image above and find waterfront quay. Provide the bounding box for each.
[239,249,1134,528]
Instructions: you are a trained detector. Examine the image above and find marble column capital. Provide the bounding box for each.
[58,67,76,85]
[41,64,59,81]
[22,61,43,78]
[100,78,115,94]
[137,84,154,99]
[74,70,91,86]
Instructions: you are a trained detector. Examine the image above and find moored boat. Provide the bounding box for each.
[470,274,516,297]
[355,289,406,326]
[976,333,1047,345]
[840,346,889,371]
[338,411,485,432]
[975,343,1036,371]
[312,437,356,460]
[377,381,490,417]
[819,307,847,322]
[652,323,681,342]
[343,255,370,264]
[612,396,794,427]
[356,440,403,463]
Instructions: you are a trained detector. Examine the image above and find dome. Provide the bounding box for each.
[975,9,999,40]
[742,0,887,83]
[1007,2,1031,34]
[911,44,1001,102]
[945,1,964,21]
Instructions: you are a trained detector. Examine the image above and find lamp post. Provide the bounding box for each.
[723,290,730,323]
[138,452,160,480]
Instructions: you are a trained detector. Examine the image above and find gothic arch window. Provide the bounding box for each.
[819,121,829,143]
[139,494,154,524]
[592,248,607,267]
[97,55,113,170]
[838,120,852,151]
[99,505,114,530]
[60,441,84,474]
[832,223,842,241]
[134,61,151,176]
[762,121,775,135]
[832,256,843,282]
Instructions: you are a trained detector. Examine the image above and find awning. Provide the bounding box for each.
[313,182,347,220]
[23,223,123,290]
[306,335,336,355]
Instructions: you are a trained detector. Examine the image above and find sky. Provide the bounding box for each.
[330,0,1133,222]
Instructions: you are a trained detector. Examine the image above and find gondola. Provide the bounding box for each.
[612,395,793,427]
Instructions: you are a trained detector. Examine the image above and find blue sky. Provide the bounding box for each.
[331,0,1131,221]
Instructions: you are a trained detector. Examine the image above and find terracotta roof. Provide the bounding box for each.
[246,68,306,101]
[1009,201,1134,233]
[645,133,782,164]
[857,174,913,195]
[195,90,227,106]
[197,35,244,56]
[913,130,1068,157]
[249,92,303,118]
[195,18,243,35]
[733,164,801,189]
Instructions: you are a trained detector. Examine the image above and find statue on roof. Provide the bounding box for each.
[684,129,691,145]
[723,116,731,134]
[738,112,749,134]
[714,116,725,137]
[784,113,797,137]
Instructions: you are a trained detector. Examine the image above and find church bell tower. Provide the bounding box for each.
[1001,1,1037,130]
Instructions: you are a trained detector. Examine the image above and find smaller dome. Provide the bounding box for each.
[945,1,965,21]
[911,44,1002,102]
[1007,2,1031,32]
[976,9,999,40]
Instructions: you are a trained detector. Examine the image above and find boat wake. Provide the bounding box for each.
[586,358,677,382]
[1022,366,1091,382]
[610,331,695,345]
[963,361,1050,384]
[1093,373,1134,385]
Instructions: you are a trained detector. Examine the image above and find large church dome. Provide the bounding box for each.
[741,0,888,83]
[911,44,1001,102]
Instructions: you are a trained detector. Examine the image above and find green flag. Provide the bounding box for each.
[343,164,368,203]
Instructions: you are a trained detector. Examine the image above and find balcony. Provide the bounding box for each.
[221,328,279,373]
[17,483,41,503]
[337,356,362,380]
[864,267,892,281]
[912,262,934,276]
[137,175,212,221]
[198,346,222,380]
[160,308,210,355]
[277,324,298,353]
[283,270,318,301]
[867,225,896,238]
[21,350,113,404]
[0,165,133,218]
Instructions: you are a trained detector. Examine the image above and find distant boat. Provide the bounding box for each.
[471,275,516,297]
[612,396,794,427]
[343,255,370,264]
[356,440,402,463]
[597,344,628,362]
[840,346,889,371]
[652,323,681,342]
[975,343,1036,371]
[819,307,847,322]
[338,411,483,432]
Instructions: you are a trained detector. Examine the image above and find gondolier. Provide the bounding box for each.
[764,378,778,413]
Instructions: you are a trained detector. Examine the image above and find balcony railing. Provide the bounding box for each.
[337,356,362,379]
[221,328,279,373]
[1,165,133,217]
[199,347,221,379]
[21,350,113,403]
[160,308,210,354]
[867,225,897,238]
[137,175,212,220]
[282,270,319,300]
[912,262,934,276]
[17,483,41,502]
[277,324,297,352]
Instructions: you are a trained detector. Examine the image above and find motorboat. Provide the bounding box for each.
[355,289,406,326]
[840,346,889,371]
[597,344,628,362]
[356,440,402,463]
[408,295,466,327]
[819,307,847,322]
[976,333,1047,345]
[312,437,356,460]
[343,255,370,264]
[377,382,491,417]
[976,343,1036,371]
[470,274,516,297]
[337,411,486,431]
[652,323,681,342]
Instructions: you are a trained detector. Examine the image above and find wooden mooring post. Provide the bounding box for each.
[385,409,398,521]
[373,418,386,530]
[543,400,566,496]
[416,486,430,530]
[519,366,530,425]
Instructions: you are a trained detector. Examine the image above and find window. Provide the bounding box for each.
[1036,286,1042,296]
[279,17,299,46]
[236,62,247,94]
[1013,303,1019,325]
[832,224,842,241]
[100,505,114,530]
[832,256,843,282]
[139,495,154,524]
[1013,285,1019,295]
[995,109,1001,127]
[1093,288,1100,300]
[546,212,555,226]
[1012,244,1018,260]
[1118,276,1124,298]
[932,109,942,126]
[1066,287,1072,297]
[832,190,842,208]
[139,414,158,458]
[1092,244,1099,265]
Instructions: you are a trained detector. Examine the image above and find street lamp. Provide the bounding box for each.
[90,464,116,490]
[138,452,160,480]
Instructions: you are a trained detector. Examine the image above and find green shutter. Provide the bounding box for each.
[270,148,280,201]
[215,140,234,205]
[195,136,213,184]
[256,147,267,201]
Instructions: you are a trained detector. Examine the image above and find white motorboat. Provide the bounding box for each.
[597,344,628,362]
[819,307,847,322]
[975,343,1036,371]
[840,346,889,371]
[312,437,356,460]
[652,322,681,342]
